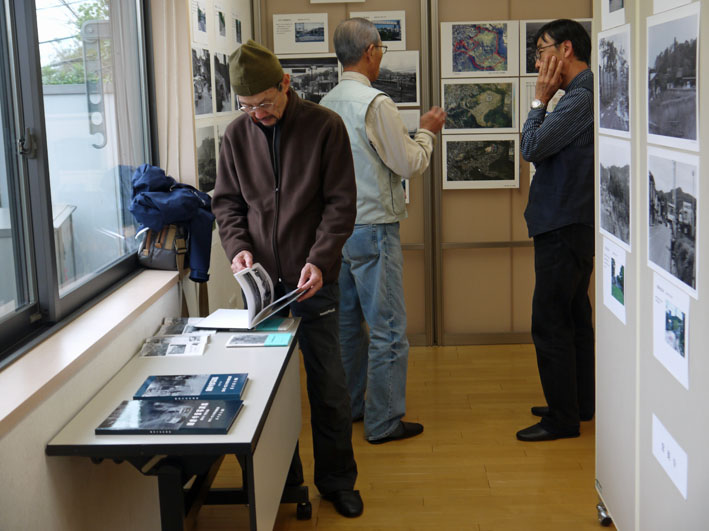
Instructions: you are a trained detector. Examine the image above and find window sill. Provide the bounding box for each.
[0,269,179,438]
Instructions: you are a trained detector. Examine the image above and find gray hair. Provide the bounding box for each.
[333,18,381,67]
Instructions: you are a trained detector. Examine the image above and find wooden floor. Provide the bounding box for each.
[196,344,614,530]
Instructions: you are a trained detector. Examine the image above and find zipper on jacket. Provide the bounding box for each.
[271,125,284,283]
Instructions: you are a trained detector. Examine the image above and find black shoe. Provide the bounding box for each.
[321,489,363,517]
[368,421,423,444]
[531,406,594,422]
[516,422,579,442]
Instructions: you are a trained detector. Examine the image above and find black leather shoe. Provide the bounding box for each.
[321,489,363,517]
[531,406,594,422]
[516,422,579,442]
[368,421,423,444]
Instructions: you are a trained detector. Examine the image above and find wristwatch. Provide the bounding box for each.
[531,98,545,110]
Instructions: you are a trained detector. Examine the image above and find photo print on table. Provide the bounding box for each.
[441,21,519,78]
[442,134,519,189]
[647,146,699,297]
[599,24,631,137]
[278,54,340,104]
[647,3,699,151]
[442,78,518,134]
[599,135,631,251]
[371,50,420,107]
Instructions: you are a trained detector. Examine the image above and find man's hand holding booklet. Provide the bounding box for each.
[196,263,305,330]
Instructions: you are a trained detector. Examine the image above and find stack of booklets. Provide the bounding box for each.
[95,373,247,435]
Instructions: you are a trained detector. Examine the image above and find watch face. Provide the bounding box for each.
[531,99,543,109]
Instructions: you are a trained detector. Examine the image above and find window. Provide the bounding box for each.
[0,0,154,363]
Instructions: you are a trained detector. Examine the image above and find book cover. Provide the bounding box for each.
[95,399,243,435]
[133,373,248,400]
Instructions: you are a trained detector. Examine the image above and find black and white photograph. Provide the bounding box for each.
[278,54,339,103]
[519,19,591,76]
[196,125,216,193]
[214,52,231,113]
[648,146,698,297]
[441,21,519,78]
[350,10,406,51]
[442,78,518,134]
[599,135,631,250]
[371,50,420,107]
[273,14,329,55]
[139,335,208,357]
[192,47,212,115]
[295,22,324,43]
[599,25,630,136]
[235,17,242,44]
[442,134,519,189]
[251,266,273,304]
[226,334,272,347]
[647,3,699,151]
[217,9,226,37]
[139,375,211,398]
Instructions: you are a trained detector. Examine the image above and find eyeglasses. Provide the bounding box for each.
[373,44,388,55]
[534,42,558,61]
[237,101,275,113]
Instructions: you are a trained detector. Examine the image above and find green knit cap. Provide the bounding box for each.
[229,40,284,96]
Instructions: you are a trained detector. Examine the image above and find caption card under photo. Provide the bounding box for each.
[652,413,688,499]
[653,273,689,389]
[602,238,626,324]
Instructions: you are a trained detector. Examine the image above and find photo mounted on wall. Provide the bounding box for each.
[196,125,216,193]
[442,78,518,134]
[192,47,212,116]
[191,0,208,45]
[371,50,419,107]
[599,25,631,137]
[234,16,243,44]
[599,135,631,251]
[519,19,591,76]
[653,272,690,389]
[278,54,339,104]
[273,13,329,55]
[647,2,699,151]
[520,78,564,124]
[398,109,420,137]
[442,134,519,189]
[440,21,519,78]
[214,52,231,113]
[602,0,626,30]
[602,237,627,324]
[350,11,406,51]
[647,146,699,298]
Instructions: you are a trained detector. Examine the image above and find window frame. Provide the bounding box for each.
[0,0,157,365]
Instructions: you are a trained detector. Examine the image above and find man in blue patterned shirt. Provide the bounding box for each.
[518,19,595,442]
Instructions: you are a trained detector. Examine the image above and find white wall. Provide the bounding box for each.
[0,287,178,531]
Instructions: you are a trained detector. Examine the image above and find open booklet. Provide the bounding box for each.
[195,263,305,330]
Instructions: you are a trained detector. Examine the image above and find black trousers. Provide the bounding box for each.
[284,283,358,494]
[532,224,595,433]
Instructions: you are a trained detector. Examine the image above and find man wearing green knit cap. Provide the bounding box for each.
[213,39,363,518]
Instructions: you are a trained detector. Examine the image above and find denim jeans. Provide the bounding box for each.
[532,224,595,433]
[339,223,409,441]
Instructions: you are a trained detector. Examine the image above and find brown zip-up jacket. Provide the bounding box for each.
[213,89,357,286]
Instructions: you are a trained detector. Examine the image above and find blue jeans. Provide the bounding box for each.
[339,223,409,441]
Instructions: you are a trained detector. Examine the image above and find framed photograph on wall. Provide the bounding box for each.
[519,77,564,125]
[273,13,328,55]
[599,135,632,251]
[647,146,699,298]
[442,134,519,189]
[278,54,340,104]
[192,46,213,116]
[350,10,406,51]
[519,19,592,76]
[441,78,518,134]
[647,2,699,151]
[371,50,419,107]
[195,124,216,192]
[440,21,519,78]
[602,0,626,30]
[599,25,631,137]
